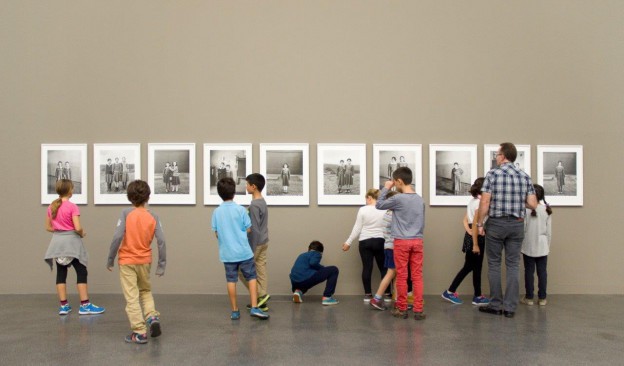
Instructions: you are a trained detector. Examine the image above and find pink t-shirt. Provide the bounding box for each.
[47,201,80,231]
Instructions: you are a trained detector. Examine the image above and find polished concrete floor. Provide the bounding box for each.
[1,294,622,365]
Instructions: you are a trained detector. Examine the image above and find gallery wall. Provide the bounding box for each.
[1,1,623,295]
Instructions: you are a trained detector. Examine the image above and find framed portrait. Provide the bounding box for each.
[537,145,583,206]
[429,144,477,206]
[260,143,309,206]
[317,143,366,205]
[41,144,88,205]
[203,143,253,205]
[484,144,531,176]
[147,143,196,205]
[372,144,423,195]
[93,143,141,205]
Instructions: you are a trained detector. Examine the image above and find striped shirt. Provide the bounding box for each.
[482,162,535,219]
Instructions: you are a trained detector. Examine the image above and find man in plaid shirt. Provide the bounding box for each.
[476,142,537,318]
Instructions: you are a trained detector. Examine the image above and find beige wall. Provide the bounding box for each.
[1,1,623,295]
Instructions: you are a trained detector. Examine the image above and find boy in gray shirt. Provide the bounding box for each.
[376,167,426,320]
[240,173,270,311]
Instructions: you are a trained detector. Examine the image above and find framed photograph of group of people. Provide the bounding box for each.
[41,143,583,207]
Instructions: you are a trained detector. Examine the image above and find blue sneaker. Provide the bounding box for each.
[79,302,105,315]
[231,310,241,320]
[322,297,339,306]
[472,295,490,306]
[125,332,148,344]
[58,304,72,315]
[441,291,463,305]
[147,316,161,337]
[250,307,270,319]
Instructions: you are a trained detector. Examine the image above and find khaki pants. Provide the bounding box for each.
[120,264,159,334]
[239,244,268,297]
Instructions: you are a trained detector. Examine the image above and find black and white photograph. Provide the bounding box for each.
[537,145,583,206]
[148,143,196,205]
[260,143,309,205]
[429,144,477,206]
[484,144,531,176]
[317,143,366,205]
[204,144,252,205]
[372,144,422,195]
[93,143,141,205]
[41,144,88,204]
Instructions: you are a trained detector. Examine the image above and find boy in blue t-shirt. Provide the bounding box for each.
[211,177,269,320]
[289,241,339,306]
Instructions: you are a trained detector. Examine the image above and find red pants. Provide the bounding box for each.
[393,238,424,312]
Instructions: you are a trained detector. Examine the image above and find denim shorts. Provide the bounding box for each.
[224,257,256,283]
[384,249,395,269]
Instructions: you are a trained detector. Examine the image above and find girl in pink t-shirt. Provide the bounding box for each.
[44,179,105,316]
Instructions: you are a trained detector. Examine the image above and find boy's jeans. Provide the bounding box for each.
[120,264,159,334]
[393,239,424,312]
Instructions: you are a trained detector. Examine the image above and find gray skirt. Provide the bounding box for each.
[44,231,89,270]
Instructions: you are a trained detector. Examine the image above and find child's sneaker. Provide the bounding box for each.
[79,302,105,315]
[383,294,393,303]
[391,307,408,319]
[322,297,339,306]
[363,294,373,303]
[58,304,72,315]
[250,307,270,319]
[520,297,534,306]
[414,312,426,321]
[231,310,241,320]
[538,299,547,306]
[369,297,387,311]
[441,291,463,304]
[246,303,269,311]
[293,290,303,303]
[257,294,271,307]
[125,332,148,344]
[147,316,161,337]
[472,295,490,306]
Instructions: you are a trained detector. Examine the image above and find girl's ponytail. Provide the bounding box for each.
[544,198,553,216]
[50,198,63,219]
[51,179,73,219]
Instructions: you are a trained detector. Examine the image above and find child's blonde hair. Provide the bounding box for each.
[366,188,380,200]
[50,179,73,219]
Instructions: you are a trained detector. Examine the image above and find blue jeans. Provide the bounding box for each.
[485,217,525,312]
[523,254,548,300]
[291,266,339,298]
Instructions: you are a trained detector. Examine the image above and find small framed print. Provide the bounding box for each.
[41,144,88,205]
[537,145,583,206]
[484,144,531,176]
[93,143,141,205]
[203,143,253,205]
[317,143,366,205]
[429,144,477,206]
[260,143,309,206]
[372,144,423,195]
[147,143,196,205]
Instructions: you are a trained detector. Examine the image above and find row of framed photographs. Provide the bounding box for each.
[41,143,583,206]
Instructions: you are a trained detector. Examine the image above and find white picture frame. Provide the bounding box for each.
[93,143,141,205]
[260,143,309,206]
[203,143,253,205]
[429,144,477,206]
[147,143,196,205]
[372,144,423,196]
[41,144,88,205]
[484,144,531,176]
[317,143,366,206]
[537,145,583,206]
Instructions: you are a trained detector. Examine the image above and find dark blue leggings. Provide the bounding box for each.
[56,258,88,284]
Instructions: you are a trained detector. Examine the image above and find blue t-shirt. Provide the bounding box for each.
[211,201,253,263]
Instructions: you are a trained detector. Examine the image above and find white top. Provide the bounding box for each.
[345,204,387,245]
[521,204,552,257]
[467,197,480,223]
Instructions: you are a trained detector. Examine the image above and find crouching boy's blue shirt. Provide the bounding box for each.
[211,201,253,262]
[289,251,323,283]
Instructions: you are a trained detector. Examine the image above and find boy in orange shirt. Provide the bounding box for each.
[107,180,167,344]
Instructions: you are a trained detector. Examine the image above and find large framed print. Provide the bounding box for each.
[484,144,531,176]
[317,143,366,205]
[93,143,141,205]
[147,143,196,205]
[204,144,253,205]
[260,143,309,206]
[537,145,583,206]
[41,144,88,205]
[429,144,477,206]
[373,144,422,195]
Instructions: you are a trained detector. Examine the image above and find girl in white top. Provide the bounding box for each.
[521,184,552,306]
[342,188,388,301]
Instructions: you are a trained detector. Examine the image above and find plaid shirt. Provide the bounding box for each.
[482,162,535,219]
